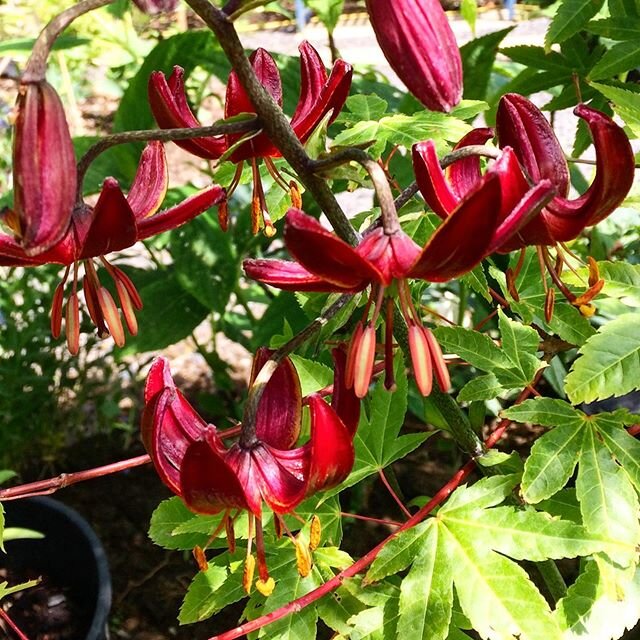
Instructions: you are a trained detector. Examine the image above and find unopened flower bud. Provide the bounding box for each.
[365,0,462,112]
[12,80,76,255]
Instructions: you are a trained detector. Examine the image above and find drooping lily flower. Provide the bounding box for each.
[10,79,77,255]
[244,178,549,398]
[142,348,358,594]
[413,94,635,318]
[365,0,462,112]
[148,42,352,234]
[0,142,225,353]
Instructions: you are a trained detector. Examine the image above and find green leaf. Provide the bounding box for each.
[433,326,508,372]
[587,16,640,38]
[502,398,586,429]
[564,261,640,306]
[458,374,505,402]
[496,310,545,387]
[444,525,562,640]
[148,497,210,550]
[179,564,229,624]
[537,489,583,524]
[577,425,640,565]
[502,45,571,72]
[545,0,606,48]
[460,28,514,100]
[398,523,453,640]
[0,579,40,602]
[443,475,520,513]
[306,0,344,32]
[556,561,640,639]
[461,265,491,302]
[565,312,640,404]
[593,419,640,492]
[591,82,640,137]
[339,95,388,123]
[460,0,477,33]
[290,355,333,396]
[608,0,640,15]
[366,522,431,584]
[171,211,237,312]
[589,39,640,79]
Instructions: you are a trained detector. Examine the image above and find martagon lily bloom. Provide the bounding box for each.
[142,348,359,594]
[244,171,550,398]
[413,93,635,319]
[148,42,352,235]
[0,141,225,353]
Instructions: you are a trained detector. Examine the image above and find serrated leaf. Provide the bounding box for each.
[502,45,571,72]
[0,579,40,602]
[460,28,514,100]
[502,398,585,429]
[594,419,640,493]
[149,497,210,550]
[445,506,605,561]
[433,326,508,372]
[546,0,606,48]
[443,475,520,513]
[339,95,388,123]
[565,312,640,404]
[556,560,640,639]
[496,310,545,387]
[178,564,229,624]
[289,355,333,396]
[537,489,583,524]
[366,521,432,584]
[587,16,640,38]
[577,425,640,565]
[522,424,583,503]
[398,523,453,640]
[591,82,640,137]
[458,374,505,402]
[444,525,562,640]
[462,265,491,302]
[589,39,640,79]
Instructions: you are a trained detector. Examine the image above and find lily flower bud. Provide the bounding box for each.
[365,0,462,112]
[12,80,76,255]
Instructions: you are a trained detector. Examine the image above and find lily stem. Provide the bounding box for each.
[75,118,258,202]
[239,294,352,448]
[23,0,115,83]
[182,0,358,246]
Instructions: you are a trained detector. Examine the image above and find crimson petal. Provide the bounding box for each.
[148,67,226,159]
[306,394,355,493]
[544,104,635,232]
[127,142,168,219]
[413,141,458,219]
[291,42,329,124]
[251,349,302,450]
[243,258,359,292]
[284,208,382,289]
[136,184,226,240]
[330,347,360,436]
[79,179,137,259]
[410,173,501,282]
[180,431,249,514]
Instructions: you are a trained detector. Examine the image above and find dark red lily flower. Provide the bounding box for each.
[10,79,77,255]
[365,0,462,112]
[148,42,352,235]
[0,142,225,353]
[414,94,635,318]
[244,187,533,397]
[142,348,358,594]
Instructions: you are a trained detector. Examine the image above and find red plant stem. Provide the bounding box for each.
[378,469,411,519]
[340,512,403,528]
[0,608,30,640]
[210,382,538,640]
[0,454,150,501]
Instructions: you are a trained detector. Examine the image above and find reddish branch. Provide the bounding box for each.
[0,608,30,640]
[0,455,150,501]
[210,379,541,640]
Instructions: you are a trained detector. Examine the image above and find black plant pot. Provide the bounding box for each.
[0,496,111,640]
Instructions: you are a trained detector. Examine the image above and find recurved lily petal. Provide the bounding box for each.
[284,209,382,289]
[181,431,250,514]
[496,93,570,194]
[291,42,330,123]
[544,104,635,231]
[251,348,302,450]
[126,142,169,219]
[330,347,361,436]
[410,173,502,282]
[365,0,462,112]
[413,140,459,219]
[142,357,211,494]
[306,393,355,492]
[78,179,138,259]
[13,80,76,255]
[243,258,356,292]
[148,67,227,160]
[136,184,226,240]
[446,128,495,199]
[226,49,283,161]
